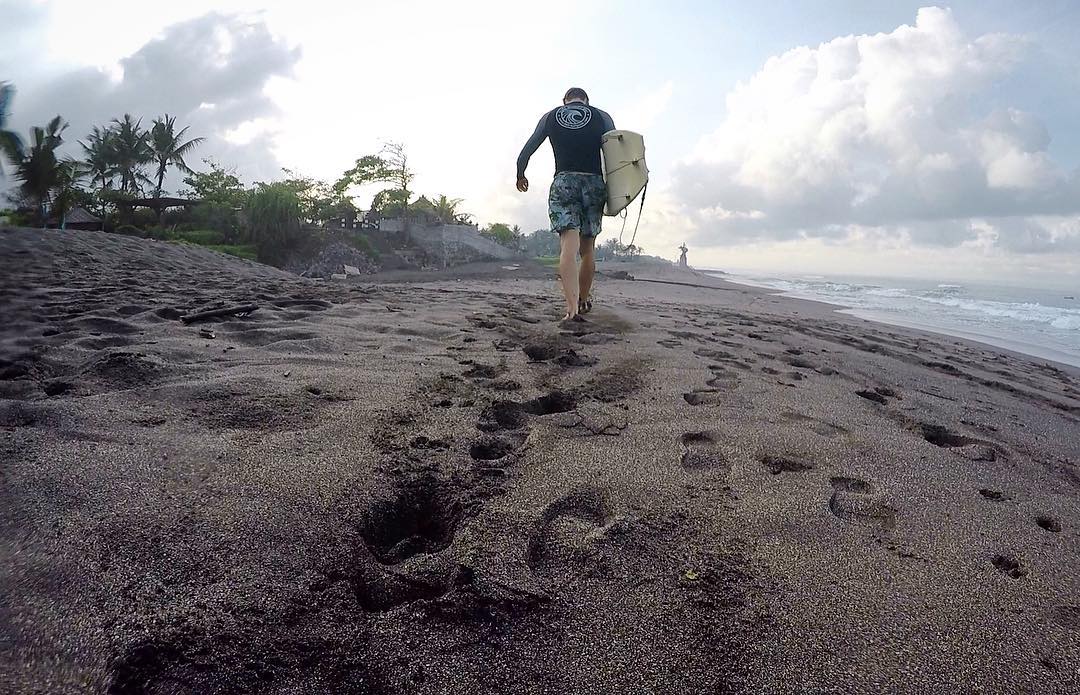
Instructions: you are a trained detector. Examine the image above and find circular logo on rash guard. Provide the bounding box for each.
[555,104,592,130]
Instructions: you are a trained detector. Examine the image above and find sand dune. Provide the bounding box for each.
[2,227,1078,694]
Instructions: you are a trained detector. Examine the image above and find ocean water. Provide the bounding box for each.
[709,271,1080,368]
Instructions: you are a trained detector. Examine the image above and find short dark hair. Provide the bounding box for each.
[563,87,589,104]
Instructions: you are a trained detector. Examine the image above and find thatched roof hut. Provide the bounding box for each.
[49,206,102,231]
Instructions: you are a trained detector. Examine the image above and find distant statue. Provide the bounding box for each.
[678,243,688,268]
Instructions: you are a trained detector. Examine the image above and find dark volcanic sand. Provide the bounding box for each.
[1,227,1079,694]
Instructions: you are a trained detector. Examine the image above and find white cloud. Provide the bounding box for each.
[672,6,1080,255]
[4,12,299,194]
[616,81,675,133]
[223,117,277,146]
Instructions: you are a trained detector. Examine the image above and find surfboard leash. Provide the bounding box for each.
[618,181,647,250]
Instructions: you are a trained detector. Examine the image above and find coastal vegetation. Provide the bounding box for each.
[1,81,651,266]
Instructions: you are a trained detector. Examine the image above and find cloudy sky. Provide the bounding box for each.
[3,1,1079,288]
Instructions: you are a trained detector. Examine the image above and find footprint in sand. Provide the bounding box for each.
[469,316,504,331]
[478,391,577,432]
[1050,606,1080,631]
[360,479,461,565]
[469,434,525,476]
[554,349,599,368]
[856,390,889,405]
[351,476,464,610]
[527,488,617,585]
[81,351,164,392]
[705,366,739,389]
[991,554,1028,580]
[680,432,730,471]
[43,380,76,397]
[694,347,738,362]
[409,435,452,451]
[910,421,1000,461]
[522,338,561,361]
[469,436,519,461]
[780,412,848,439]
[828,476,896,530]
[1035,514,1063,533]
[478,401,528,432]
[760,454,814,475]
[683,390,726,406]
[912,422,977,447]
[522,390,578,416]
[462,362,505,379]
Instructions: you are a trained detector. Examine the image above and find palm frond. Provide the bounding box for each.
[0,129,25,165]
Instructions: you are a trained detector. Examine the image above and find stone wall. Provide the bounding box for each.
[378,220,517,266]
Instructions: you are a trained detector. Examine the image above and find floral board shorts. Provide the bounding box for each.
[548,172,606,238]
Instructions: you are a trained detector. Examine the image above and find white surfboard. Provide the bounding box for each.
[601,130,648,216]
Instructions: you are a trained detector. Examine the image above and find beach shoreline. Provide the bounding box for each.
[694,269,1080,371]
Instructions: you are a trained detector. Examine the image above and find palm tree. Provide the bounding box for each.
[79,125,118,215]
[0,82,17,177]
[110,114,152,195]
[149,114,203,199]
[432,194,464,224]
[51,159,86,229]
[0,115,69,225]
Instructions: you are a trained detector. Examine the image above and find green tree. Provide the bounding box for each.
[111,114,152,195]
[51,159,88,228]
[333,154,385,195]
[280,169,356,225]
[334,141,415,220]
[432,194,465,224]
[246,182,301,265]
[376,141,413,209]
[0,114,69,225]
[182,159,247,205]
[524,228,559,257]
[481,222,521,249]
[182,159,248,241]
[79,125,119,216]
[149,114,204,200]
[368,187,409,219]
[600,238,645,260]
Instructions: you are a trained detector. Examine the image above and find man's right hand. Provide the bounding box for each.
[516,176,529,193]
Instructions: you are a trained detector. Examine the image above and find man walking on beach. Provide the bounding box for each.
[516,87,615,321]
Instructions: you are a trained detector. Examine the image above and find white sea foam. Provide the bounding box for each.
[911,295,1080,329]
[726,272,1080,366]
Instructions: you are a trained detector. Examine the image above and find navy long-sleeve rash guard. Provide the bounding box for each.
[516,102,615,178]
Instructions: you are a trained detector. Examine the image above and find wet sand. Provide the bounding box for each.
[2,227,1079,694]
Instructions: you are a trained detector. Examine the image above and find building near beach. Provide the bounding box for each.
[49,206,103,231]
